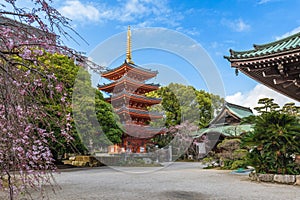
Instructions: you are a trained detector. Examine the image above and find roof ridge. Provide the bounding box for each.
[253,31,300,49]
[227,32,300,58]
[229,48,256,56]
[225,101,252,112]
[103,61,158,75]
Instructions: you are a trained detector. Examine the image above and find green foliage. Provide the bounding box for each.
[147,83,224,128]
[217,139,241,152]
[202,157,215,164]
[147,83,223,148]
[39,53,123,159]
[95,91,123,144]
[38,53,87,159]
[150,133,174,148]
[216,138,248,169]
[232,149,248,160]
[231,160,248,170]
[242,99,300,175]
[72,67,123,153]
[222,159,234,169]
[254,98,280,114]
[281,102,300,116]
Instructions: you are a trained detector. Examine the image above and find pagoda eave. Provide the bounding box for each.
[106,93,161,105]
[117,110,163,120]
[98,83,159,93]
[98,76,160,93]
[102,62,158,81]
[123,124,166,138]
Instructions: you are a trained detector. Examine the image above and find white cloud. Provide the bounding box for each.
[119,0,178,25]
[222,18,250,32]
[257,0,282,4]
[258,0,272,4]
[276,26,300,40]
[176,27,200,36]
[59,0,100,22]
[58,0,182,28]
[225,84,299,114]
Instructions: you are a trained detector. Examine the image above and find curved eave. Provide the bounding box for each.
[117,111,163,119]
[98,80,159,93]
[124,127,165,138]
[254,32,300,49]
[116,108,163,119]
[209,107,240,126]
[193,124,253,138]
[102,62,158,80]
[107,93,161,105]
[238,67,300,102]
[226,103,253,119]
[226,48,300,64]
[123,124,166,134]
[225,33,300,61]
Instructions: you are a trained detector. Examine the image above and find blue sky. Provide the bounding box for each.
[52,0,300,109]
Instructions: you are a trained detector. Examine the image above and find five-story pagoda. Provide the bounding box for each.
[98,26,164,153]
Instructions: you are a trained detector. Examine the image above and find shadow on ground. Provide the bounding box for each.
[160,190,209,200]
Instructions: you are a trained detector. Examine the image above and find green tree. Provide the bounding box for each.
[147,83,223,148]
[38,53,123,158]
[242,99,300,175]
[71,67,123,154]
[217,138,248,169]
[281,102,300,116]
[37,53,86,159]
[254,98,280,114]
[147,83,223,128]
[95,90,123,145]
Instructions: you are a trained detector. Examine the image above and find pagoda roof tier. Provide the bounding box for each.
[122,124,166,138]
[116,106,163,119]
[106,89,161,105]
[225,32,300,101]
[98,75,160,93]
[102,61,158,81]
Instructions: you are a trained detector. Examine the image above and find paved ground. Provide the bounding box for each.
[1,162,300,199]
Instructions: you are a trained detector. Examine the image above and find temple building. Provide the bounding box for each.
[192,102,253,158]
[225,32,300,102]
[98,26,164,153]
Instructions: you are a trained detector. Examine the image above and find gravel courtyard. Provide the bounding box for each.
[2,162,300,200]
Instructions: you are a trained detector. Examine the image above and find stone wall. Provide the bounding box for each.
[249,172,300,185]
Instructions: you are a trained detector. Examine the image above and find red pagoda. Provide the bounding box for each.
[99,26,164,153]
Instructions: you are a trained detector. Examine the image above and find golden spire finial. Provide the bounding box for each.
[126,25,133,64]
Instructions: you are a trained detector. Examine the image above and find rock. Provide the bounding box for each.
[249,171,258,181]
[294,175,300,185]
[257,174,274,182]
[213,162,220,167]
[143,158,152,164]
[246,166,255,170]
[273,175,295,184]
